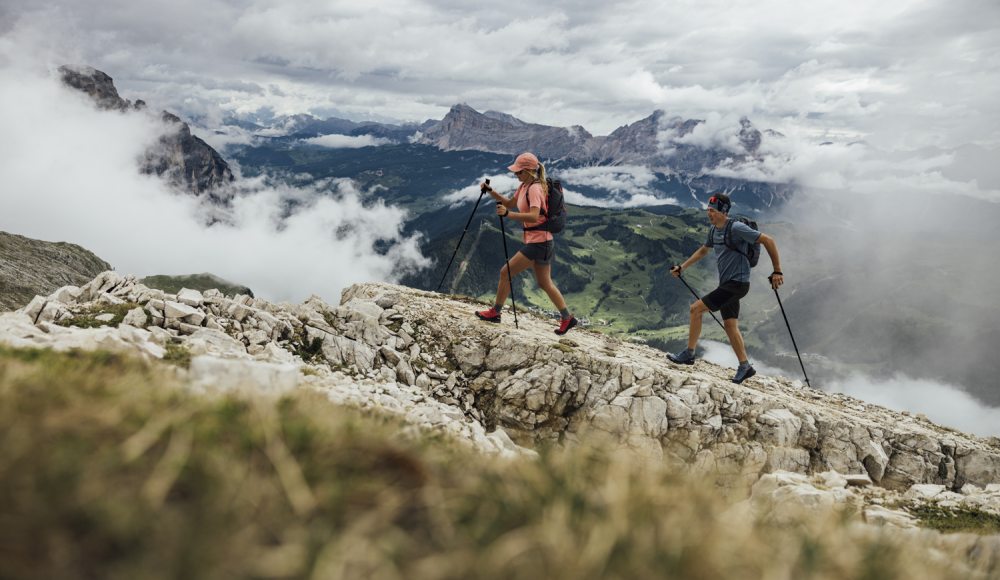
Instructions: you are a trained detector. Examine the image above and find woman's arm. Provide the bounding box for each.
[497,204,541,222]
[483,182,518,209]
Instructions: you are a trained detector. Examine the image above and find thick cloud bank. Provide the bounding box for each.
[827,375,1000,438]
[0,66,427,303]
[2,0,997,150]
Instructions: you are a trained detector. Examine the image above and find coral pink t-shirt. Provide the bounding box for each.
[515,182,553,244]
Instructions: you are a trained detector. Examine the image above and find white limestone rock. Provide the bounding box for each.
[165,301,199,320]
[37,301,67,325]
[49,285,82,305]
[18,295,48,323]
[259,343,295,364]
[122,307,146,328]
[864,505,917,528]
[189,356,299,395]
[184,329,247,359]
[246,329,269,346]
[176,288,204,307]
[756,408,802,447]
[78,271,121,303]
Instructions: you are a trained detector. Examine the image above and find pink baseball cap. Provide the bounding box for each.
[508,152,539,173]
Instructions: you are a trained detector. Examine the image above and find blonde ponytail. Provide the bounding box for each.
[535,163,548,196]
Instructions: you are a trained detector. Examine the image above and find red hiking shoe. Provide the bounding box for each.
[475,307,501,323]
[555,315,577,335]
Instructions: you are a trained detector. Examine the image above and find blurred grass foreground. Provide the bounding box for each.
[0,346,993,579]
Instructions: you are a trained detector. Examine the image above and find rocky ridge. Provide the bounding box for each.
[59,65,234,196]
[0,231,113,311]
[4,273,1000,538]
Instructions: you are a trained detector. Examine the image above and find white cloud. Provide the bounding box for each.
[442,169,678,210]
[827,374,1000,438]
[301,134,391,148]
[659,112,748,154]
[0,64,427,303]
[0,0,996,150]
[700,339,1000,437]
[557,166,678,208]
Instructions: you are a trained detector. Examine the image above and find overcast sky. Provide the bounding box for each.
[1,0,998,149]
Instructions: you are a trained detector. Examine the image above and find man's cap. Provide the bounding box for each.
[508,152,540,173]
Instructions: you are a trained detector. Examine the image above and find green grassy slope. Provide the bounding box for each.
[139,273,254,298]
[230,144,513,216]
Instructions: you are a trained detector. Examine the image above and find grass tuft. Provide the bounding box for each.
[908,502,1000,535]
[163,342,192,369]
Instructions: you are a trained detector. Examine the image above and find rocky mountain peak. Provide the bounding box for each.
[420,103,591,159]
[59,65,234,196]
[58,65,143,113]
[482,110,526,127]
[738,117,762,154]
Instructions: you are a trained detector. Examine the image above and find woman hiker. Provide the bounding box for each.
[474,152,577,335]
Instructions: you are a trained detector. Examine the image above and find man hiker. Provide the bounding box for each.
[667,193,783,383]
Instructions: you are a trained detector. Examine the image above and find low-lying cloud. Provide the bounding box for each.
[827,375,1000,438]
[442,167,679,210]
[700,340,1000,437]
[301,134,392,149]
[0,65,427,303]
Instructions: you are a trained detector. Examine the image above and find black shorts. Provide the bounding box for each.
[702,280,750,321]
[518,240,555,265]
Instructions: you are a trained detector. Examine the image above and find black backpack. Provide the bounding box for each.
[523,178,567,234]
[710,217,761,267]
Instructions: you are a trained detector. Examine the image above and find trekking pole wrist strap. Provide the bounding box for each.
[772,271,782,276]
[503,208,510,217]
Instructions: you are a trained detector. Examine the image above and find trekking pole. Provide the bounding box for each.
[436,183,489,292]
[770,274,812,388]
[495,180,519,330]
[673,269,725,331]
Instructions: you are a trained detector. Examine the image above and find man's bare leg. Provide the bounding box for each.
[724,318,747,362]
[687,300,711,350]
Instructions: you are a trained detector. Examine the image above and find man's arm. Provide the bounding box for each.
[757,233,783,289]
[670,246,711,277]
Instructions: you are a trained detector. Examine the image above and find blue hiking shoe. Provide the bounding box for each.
[667,349,696,365]
[730,365,757,384]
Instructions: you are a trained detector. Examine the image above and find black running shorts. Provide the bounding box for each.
[518,240,555,265]
[702,280,750,321]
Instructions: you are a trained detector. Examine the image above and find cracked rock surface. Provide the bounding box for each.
[4,273,1000,498]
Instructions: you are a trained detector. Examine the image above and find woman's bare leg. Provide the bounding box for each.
[532,264,567,310]
[495,252,535,306]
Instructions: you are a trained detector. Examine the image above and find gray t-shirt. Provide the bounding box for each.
[704,220,760,284]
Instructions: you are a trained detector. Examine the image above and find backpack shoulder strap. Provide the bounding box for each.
[722,219,737,251]
[724,219,752,257]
